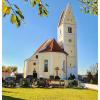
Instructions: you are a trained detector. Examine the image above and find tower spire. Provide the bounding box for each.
[58,1,75,27]
[65,0,72,12]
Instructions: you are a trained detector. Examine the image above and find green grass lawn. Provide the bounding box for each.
[2,88,98,100]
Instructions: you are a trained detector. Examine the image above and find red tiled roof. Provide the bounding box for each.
[2,72,11,78]
[35,39,68,55]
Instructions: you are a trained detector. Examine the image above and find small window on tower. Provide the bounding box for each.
[68,27,72,33]
[68,39,72,43]
[36,55,38,59]
[70,64,71,67]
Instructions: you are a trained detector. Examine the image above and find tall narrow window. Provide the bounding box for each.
[44,60,48,72]
[68,27,72,33]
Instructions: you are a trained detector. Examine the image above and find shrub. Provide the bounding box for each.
[20,78,33,88]
[37,79,46,87]
[68,74,76,80]
[68,80,78,87]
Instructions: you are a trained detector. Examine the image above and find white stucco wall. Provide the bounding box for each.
[23,54,39,78]
[24,52,67,79]
[38,52,67,79]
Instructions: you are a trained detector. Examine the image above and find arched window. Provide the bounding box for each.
[44,60,48,72]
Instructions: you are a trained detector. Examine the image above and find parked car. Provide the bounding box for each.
[4,76,16,88]
[15,73,23,83]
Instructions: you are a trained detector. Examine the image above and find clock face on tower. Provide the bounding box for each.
[68,39,72,43]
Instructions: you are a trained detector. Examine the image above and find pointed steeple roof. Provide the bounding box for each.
[58,2,75,26]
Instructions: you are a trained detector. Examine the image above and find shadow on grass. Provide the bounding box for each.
[2,90,17,94]
[2,95,24,100]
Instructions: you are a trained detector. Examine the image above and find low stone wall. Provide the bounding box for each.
[84,83,98,90]
[49,80,68,87]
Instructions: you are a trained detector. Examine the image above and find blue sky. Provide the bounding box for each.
[2,0,98,75]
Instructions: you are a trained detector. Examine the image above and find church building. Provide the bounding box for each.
[23,2,78,80]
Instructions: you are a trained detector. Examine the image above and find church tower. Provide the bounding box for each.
[57,2,78,79]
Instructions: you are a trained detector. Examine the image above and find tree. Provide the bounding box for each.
[68,74,76,80]
[6,66,12,73]
[80,0,98,16]
[93,63,98,84]
[2,66,6,72]
[2,0,48,27]
[2,0,98,28]
[11,66,17,72]
[86,63,98,84]
[2,66,17,73]
[86,71,93,83]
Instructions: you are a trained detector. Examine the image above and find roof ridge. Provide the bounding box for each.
[35,39,48,53]
[35,39,68,55]
[50,39,54,51]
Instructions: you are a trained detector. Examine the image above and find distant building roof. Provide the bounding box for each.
[35,39,68,55]
[2,72,11,79]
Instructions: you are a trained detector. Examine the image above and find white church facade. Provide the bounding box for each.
[24,3,78,80]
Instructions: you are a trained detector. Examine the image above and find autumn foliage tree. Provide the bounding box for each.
[80,0,98,16]
[2,0,48,27]
[2,66,17,73]
[2,0,98,27]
